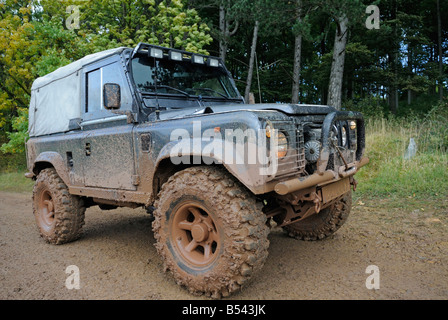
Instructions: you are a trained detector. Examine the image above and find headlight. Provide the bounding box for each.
[265,121,288,158]
[276,131,288,158]
[265,120,273,138]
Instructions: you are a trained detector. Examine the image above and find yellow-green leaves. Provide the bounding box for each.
[0,0,213,155]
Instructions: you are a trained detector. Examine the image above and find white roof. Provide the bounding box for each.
[29,47,128,137]
[31,47,127,90]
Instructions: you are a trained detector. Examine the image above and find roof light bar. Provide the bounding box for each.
[149,48,164,59]
[192,54,205,65]
[169,50,183,61]
[139,44,221,67]
[207,58,220,67]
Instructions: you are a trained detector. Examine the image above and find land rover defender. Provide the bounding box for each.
[26,43,368,298]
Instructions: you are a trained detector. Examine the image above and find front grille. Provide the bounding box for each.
[271,120,306,181]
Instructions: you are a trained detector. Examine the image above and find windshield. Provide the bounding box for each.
[131,55,240,100]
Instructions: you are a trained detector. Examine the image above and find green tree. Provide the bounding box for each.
[0,1,85,154]
[230,0,288,102]
[0,0,213,156]
[40,0,212,53]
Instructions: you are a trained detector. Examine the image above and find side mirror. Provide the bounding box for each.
[103,83,121,109]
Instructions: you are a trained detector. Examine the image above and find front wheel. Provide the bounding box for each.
[283,191,352,241]
[152,166,270,299]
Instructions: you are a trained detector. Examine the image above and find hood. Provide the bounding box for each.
[149,103,336,121]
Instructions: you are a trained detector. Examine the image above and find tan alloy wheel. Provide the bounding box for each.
[37,189,56,232]
[171,201,220,269]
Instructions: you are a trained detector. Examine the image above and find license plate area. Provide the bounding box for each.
[321,178,350,204]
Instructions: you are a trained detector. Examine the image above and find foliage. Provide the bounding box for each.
[0,0,213,155]
[0,108,28,154]
[0,0,446,169]
[0,171,34,192]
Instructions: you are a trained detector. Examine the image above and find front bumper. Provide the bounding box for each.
[274,157,369,195]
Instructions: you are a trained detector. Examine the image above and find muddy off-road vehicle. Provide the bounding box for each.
[26,43,368,298]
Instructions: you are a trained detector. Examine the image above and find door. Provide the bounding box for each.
[81,56,137,191]
[83,123,136,190]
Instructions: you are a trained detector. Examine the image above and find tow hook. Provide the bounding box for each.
[314,193,322,214]
[300,191,322,214]
[307,192,322,214]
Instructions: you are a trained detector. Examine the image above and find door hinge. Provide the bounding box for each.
[132,175,140,186]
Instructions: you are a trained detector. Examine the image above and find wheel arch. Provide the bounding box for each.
[32,152,70,186]
[152,155,227,198]
[152,140,263,199]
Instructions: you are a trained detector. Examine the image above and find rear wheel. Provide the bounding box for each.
[153,166,269,298]
[33,168,86,244]
[283,191,352,241]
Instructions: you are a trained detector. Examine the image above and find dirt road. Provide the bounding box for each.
[1,191,447,300]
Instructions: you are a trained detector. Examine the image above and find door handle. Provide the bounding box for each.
[85,143,91,156]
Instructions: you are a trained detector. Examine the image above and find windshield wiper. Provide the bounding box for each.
[194,88,230,100]
[143,85,191,98]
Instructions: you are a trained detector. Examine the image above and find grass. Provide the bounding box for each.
[0,171,34,193]
[0,150,32,193]
[354,102,448,207]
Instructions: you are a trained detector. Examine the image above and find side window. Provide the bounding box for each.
[86,69,102,113]
[85,61,132,120]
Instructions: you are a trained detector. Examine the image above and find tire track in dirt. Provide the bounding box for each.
[1,191,447,300]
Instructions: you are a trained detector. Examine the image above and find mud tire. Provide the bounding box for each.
[152,166,270,299]
[283,191,352,241]
[33,168,86,245]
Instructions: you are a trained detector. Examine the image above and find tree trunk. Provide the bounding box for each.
[327,16,348,110]
[408,47,412,105]
[390,67,399,114]
[389,4,399,114]
[291,0,302,105]
[245,20,259,103]
[437,0,443,101]
[320,29,326,104]
[219,4,227,61]
[219,3,239,63]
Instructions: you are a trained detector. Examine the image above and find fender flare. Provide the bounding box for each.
[32,152,70,186]
[153,139,268,194]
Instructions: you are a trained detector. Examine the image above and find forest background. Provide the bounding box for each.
[0,0,447,203]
